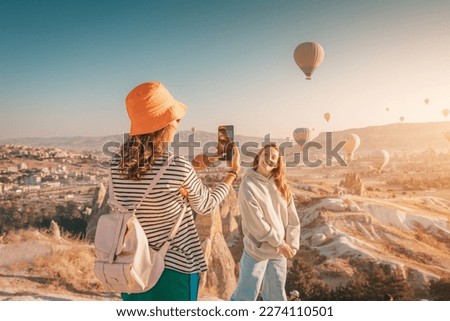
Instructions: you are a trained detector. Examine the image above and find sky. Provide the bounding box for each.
[1,0,450,140]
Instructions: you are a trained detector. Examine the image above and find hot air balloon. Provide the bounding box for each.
[400,116,405,122]
[293,128,310,149]
[442,109,449,117]
[293,42,324,80]
[324,113,331,122]
[386,107,389,112]
[343,133,361,162]
[369,150,390,172]
[424,98,430,105]
[191,127,196,133]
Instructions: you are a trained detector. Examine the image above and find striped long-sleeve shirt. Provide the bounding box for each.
[110,151,229,274]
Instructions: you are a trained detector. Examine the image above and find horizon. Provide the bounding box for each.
[2,120,450,159]
[1,119,449,141]
[1,1,450,140]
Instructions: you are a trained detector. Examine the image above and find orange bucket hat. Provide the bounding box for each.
[125,81,187,135]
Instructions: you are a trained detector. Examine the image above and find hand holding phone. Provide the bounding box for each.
[218,125,234,161]
[191,154,220,170]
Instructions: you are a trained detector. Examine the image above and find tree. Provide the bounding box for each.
[429,278,450,300]
[286,257,331,300]
[330,262,414,300]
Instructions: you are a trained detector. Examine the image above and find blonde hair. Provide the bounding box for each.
[117,125,171,180]
[253,144,292,202]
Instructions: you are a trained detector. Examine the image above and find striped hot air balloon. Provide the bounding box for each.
[293,42,324,80]
[293,128,310,149]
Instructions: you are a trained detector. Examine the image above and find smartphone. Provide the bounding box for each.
[218,125,234,161]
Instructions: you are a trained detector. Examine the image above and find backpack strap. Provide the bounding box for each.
[158,198,188,255]
[131,155,174,213]
[167,199,187,241]
[108,154,186,254]
[108,155,174,213]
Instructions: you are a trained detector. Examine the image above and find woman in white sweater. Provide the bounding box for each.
[231,144,300,301]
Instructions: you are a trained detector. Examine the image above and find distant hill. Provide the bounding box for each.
[313,121,450,154]
[1,121,449,154]
[0,131,286,156]
[0,135,123,154]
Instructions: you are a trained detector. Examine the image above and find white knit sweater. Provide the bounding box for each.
[238,169,300,261]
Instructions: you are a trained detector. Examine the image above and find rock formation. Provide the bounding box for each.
[85,182,108,241]
[49,220,61,241]
[196,205,237,300]
[338,172,364,196]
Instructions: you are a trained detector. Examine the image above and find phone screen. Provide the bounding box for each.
[218,125,234,161]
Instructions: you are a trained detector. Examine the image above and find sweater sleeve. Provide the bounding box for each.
[181,161,230,215]
[239,186,284,248]
[285,196,301,251]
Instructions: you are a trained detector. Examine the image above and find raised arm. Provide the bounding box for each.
[181,145,240,215]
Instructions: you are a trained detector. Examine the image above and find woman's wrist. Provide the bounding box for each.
[223,172,237,187]
[276,241,286,251]
[226,172,237,183]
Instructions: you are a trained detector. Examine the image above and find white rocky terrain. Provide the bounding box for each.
[1,174,449,300]
[294,193,450,294]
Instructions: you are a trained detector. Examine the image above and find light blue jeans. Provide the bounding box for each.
[231,250,287,301]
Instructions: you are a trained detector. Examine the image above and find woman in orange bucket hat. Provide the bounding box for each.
[110,81,241,301]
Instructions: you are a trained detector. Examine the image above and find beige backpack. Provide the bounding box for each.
[94,156,186,293]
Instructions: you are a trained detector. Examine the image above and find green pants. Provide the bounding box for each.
[121,268,199,301]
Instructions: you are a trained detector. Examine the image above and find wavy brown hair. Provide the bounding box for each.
[117,126,170,180]
[253,144,292,202]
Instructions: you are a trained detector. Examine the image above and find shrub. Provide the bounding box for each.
[429,278,450,300]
